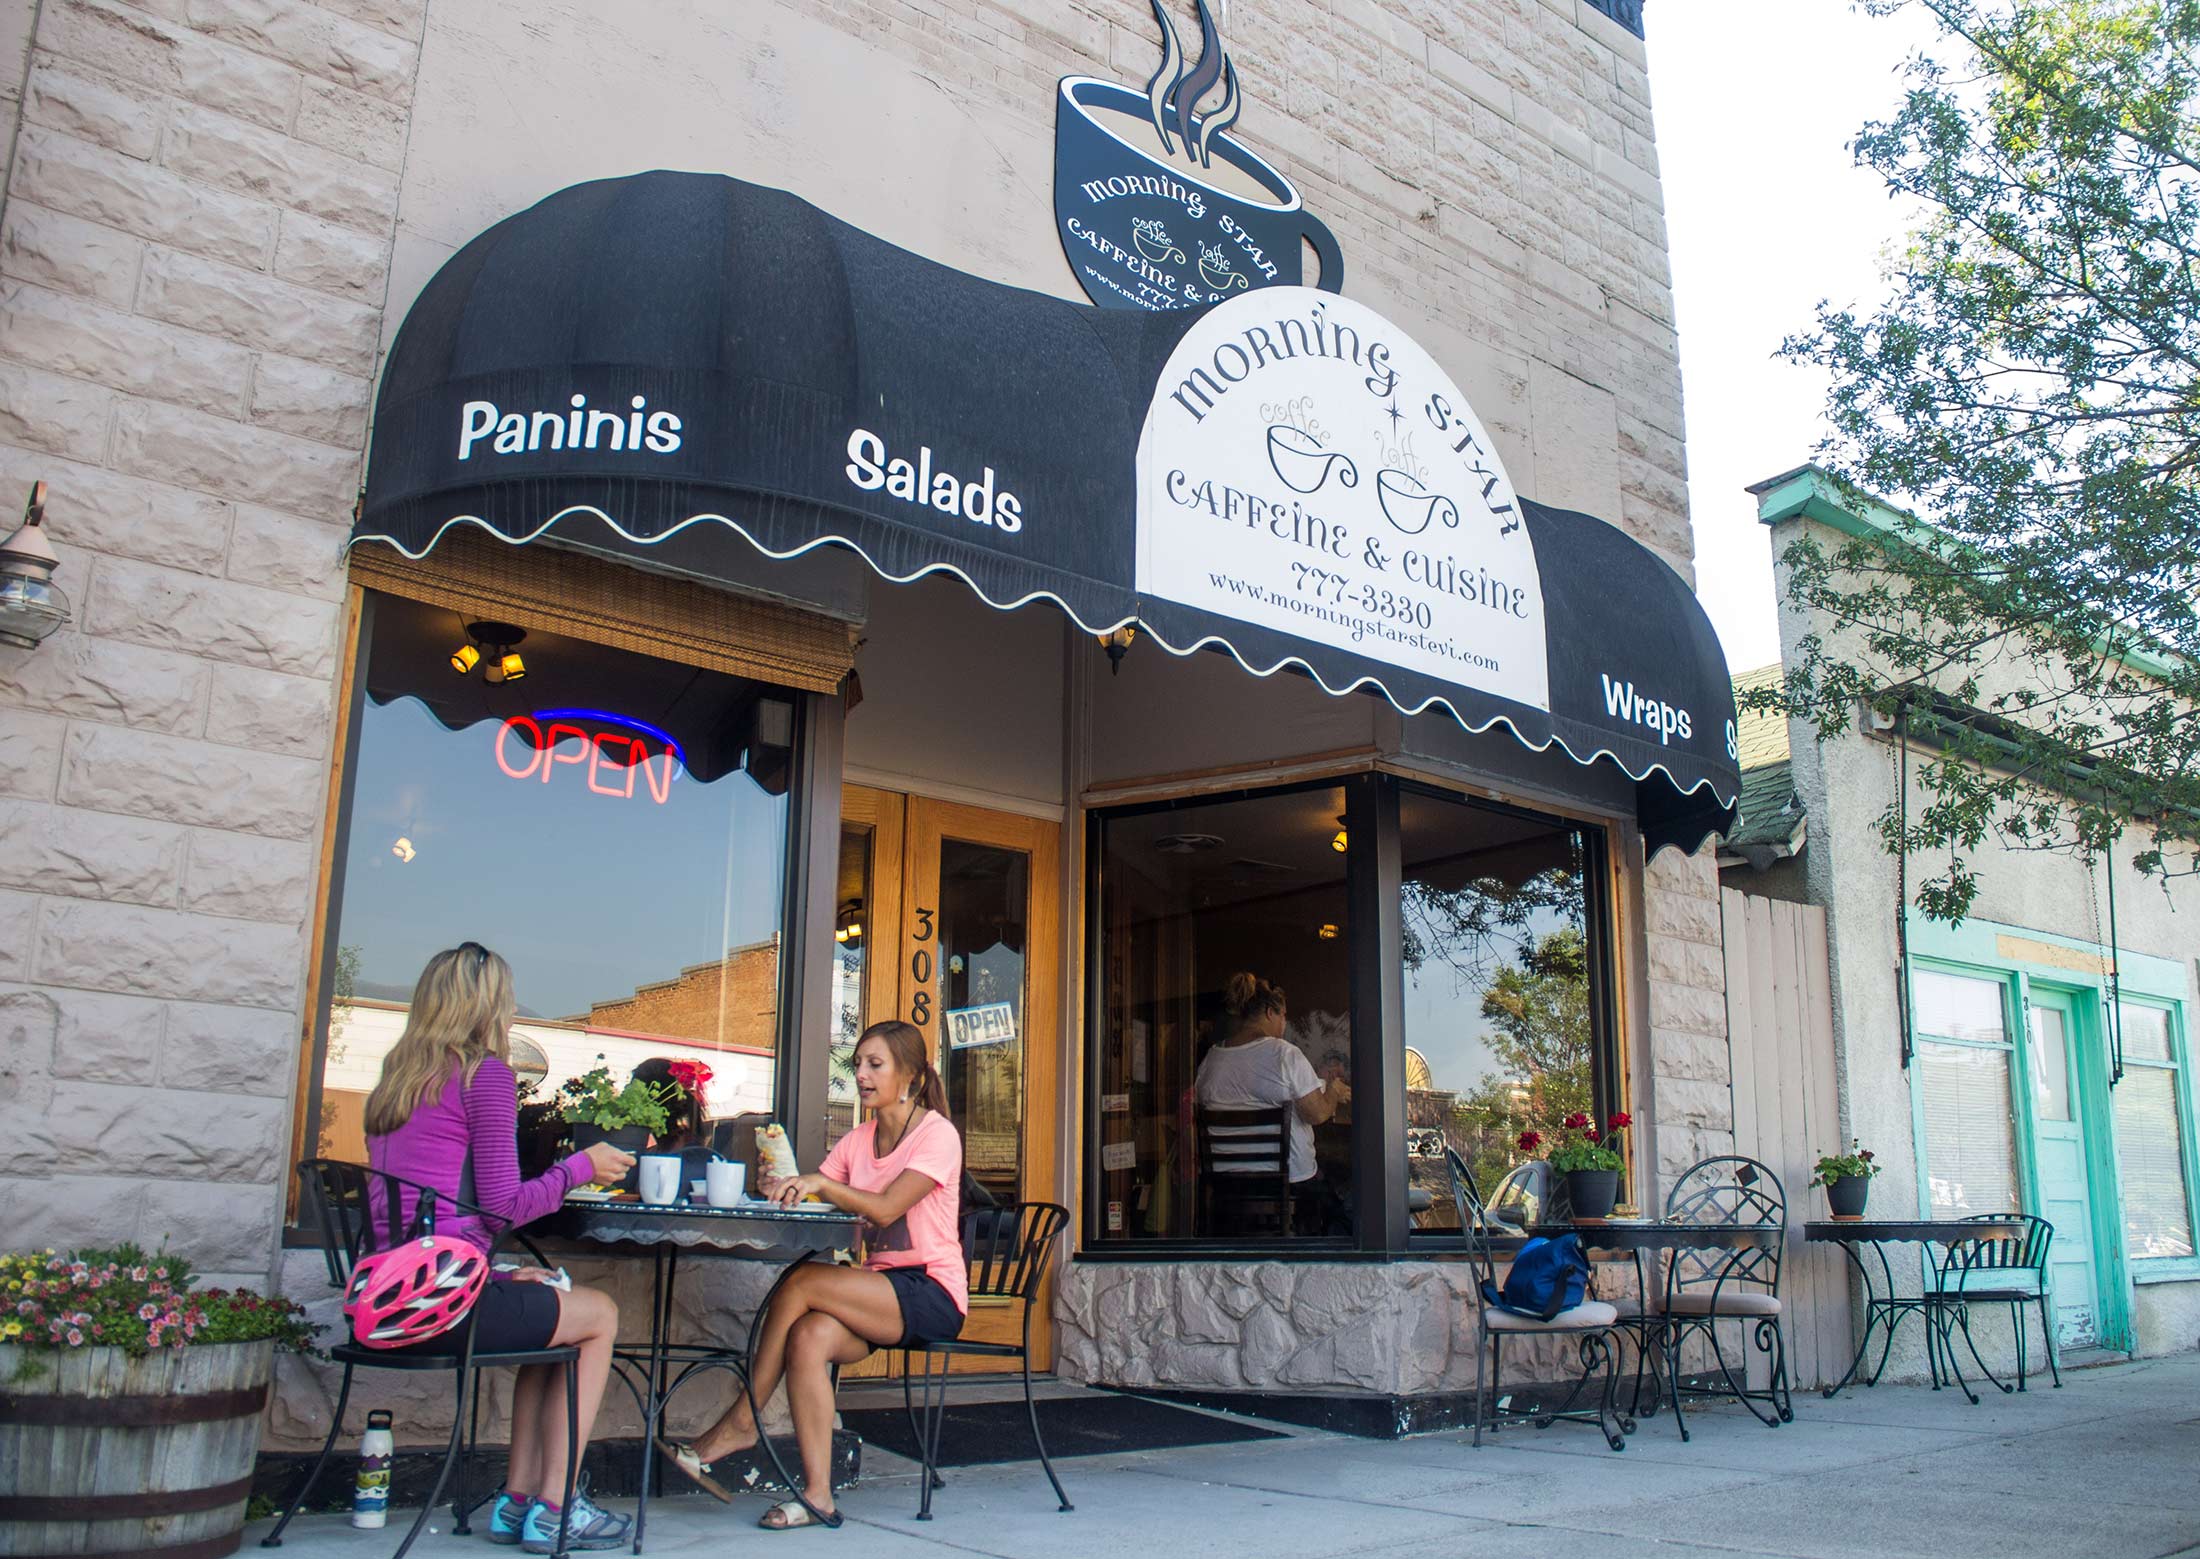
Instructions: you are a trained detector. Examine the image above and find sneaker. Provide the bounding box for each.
[485,1492,531,1545]
[521,1491,632,1554]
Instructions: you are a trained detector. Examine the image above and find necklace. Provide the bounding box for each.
[875,1104,924,1158]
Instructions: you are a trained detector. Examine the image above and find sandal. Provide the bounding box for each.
[654,1438,736,1504]
[759,1499,842,1531]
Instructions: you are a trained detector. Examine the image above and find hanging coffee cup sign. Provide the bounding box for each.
[1054,0,1342,311]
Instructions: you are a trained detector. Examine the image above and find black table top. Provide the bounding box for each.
[1529,1220,1783,1251]
[542,1197,861,1257]
[1803,1218,2024,1244]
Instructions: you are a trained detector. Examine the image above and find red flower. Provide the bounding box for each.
[1562,1111,1592,1131]
[1517,1130,1543,1152]
[1607,1112,1632,1131]
[666,1060,714,1095]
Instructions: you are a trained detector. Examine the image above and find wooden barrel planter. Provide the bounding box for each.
[0,1340,273,1559]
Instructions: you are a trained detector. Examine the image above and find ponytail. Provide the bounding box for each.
[862,1019,949,1120]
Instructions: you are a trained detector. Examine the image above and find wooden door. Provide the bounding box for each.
[837,788,1062,1376]
[2026,988,2101,1348]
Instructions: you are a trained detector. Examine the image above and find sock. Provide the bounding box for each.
[501,1491,534,1509]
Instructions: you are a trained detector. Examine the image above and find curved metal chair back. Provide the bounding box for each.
[965,1200,1069,1303]
[1940,1211,2053,1288]
[297,1158,543,1290]
[1664,1154,1787,1296]
[1443,1148,1502,1290]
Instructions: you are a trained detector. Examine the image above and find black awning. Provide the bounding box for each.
[355,170,1736,854]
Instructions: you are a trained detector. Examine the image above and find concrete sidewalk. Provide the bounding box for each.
[252,1353,2200,1559]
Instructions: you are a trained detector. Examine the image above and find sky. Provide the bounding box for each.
[1647,0,1942,675]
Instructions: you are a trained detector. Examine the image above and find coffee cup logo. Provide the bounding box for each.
[1054,0,1343,312]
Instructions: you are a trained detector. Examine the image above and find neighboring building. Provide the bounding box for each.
[1727,466,2200,1366]
[0,0,1744,1438]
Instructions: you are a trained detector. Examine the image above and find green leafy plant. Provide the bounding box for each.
[1764,0,2200,923]
[556,1056,674,1135]
[1523,1111,1631,1174]
[1,1243,319,1367]
[1811,1140,1883,1187]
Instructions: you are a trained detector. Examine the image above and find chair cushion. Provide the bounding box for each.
[1665,1290,1781,1317]
[1484,1299,1619,1332]
[1937,1283,2041,1302]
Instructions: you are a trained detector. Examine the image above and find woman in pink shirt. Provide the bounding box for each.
[664,1020,965,1529]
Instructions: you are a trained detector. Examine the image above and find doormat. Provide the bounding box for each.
[841,1394,1285,1467]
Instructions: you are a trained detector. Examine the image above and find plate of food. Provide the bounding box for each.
[565,1187,614,1202]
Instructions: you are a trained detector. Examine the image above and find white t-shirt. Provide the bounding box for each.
[1194,1036,1322,1182]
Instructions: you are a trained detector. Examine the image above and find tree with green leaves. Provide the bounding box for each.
[1448,928,1596,1194]
[1762,0,2200,921]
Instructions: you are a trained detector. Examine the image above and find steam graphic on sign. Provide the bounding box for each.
[1142,0,1241,169]
[1053,2,1342,310]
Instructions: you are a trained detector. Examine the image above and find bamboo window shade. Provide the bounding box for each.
[346,529,859,693]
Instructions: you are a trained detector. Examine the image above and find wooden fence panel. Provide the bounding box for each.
[1720,888,1850,1390]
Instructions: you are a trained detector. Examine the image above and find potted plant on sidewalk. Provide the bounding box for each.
[0,1244,318,1559]
[1811,1140,1881,1219]
[1540,1111,1632,1221]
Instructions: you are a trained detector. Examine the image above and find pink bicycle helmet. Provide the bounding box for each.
[343,1235,487,1349]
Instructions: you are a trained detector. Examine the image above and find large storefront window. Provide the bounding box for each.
[1913,969,2021,1216]
[1398,788,1603,1229]
[1087,774,1618,1248]
[1091,783,1354,1241]
[309,591,794,1171]
[2115,1002,2196,1261]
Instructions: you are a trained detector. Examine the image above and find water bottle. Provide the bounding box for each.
[352,1409,394,1529]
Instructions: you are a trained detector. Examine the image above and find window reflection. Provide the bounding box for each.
[1092,784,1353,1240]
[1399,789,1597,1228]
[315,592,792,1171]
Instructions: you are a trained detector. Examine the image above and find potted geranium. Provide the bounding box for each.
[1530,1111,1632,1221]
[1,1244,317,1556]
[1811,1139,1881,1219]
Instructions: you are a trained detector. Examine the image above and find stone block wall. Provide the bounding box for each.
[0,0,417,1285]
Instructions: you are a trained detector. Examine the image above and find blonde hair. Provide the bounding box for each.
[1222,972,1285,1025]
[362,943,517,1137]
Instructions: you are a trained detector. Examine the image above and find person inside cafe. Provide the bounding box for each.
[1195,972,1352,1233]
[628,1055,708,1150]
[662,1020,967,1530]
[363,943,637,1553]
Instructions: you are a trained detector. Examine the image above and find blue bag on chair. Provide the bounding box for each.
[1482,1234,1591,1321]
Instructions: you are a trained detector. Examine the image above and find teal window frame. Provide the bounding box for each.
[2111,996,2200,1281]
[1900,916,2200,1349]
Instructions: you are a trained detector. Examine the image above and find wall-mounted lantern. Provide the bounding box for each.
[0,482,69,650]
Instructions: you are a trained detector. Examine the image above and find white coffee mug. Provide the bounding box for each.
[637,1154,682,1206]
[706,1159,747,1208]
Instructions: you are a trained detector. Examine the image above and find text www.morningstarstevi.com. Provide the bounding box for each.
[1203,571,1505,673]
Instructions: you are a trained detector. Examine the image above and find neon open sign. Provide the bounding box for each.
[494,711,685,803]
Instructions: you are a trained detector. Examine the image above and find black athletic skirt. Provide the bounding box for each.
[882,1267,965,1348]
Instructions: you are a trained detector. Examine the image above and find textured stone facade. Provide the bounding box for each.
[0,0,1722,1419]
[0,0,411,1281]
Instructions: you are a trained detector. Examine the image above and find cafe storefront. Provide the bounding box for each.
[302,107,1736,1422]
[0,0,1732,1440]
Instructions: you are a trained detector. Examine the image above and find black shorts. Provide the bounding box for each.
[393,1276,561,1356]
[882,1267,964,1348]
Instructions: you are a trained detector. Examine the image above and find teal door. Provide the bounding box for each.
[2026,990,2099,1348]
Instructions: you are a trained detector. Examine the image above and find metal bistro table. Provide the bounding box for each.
[1531,1220,1786,1431]
[543,1196,862,1550]
[1804,1218,2025,1403]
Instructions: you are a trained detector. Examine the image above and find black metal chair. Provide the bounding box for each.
[895,1200,1072,1520]
[1656,1155,1794,1439]
[1444,1149,1628,1452]
[261,1160,580,1559]
[1196,1105,1294,1238]
[1929,1212,2060,1394]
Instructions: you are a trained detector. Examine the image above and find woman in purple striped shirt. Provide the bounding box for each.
[364,943,635,1552]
